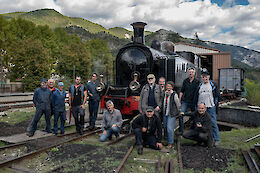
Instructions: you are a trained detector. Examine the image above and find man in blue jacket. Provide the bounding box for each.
[85,73,101,130]
[27,78,52,137]
[52,82,66,135]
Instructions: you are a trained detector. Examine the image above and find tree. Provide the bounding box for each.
[7,38,51,91]
[85,39,114,82]
[56,36,91,81]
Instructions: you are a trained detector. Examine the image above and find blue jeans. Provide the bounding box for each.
[100,126,120,142]
[163,115,176,144]
[180,102,195,133]
[53,111,65,134]
[88,100,99,127]
[28,108,51,133]
[206,106,220,142]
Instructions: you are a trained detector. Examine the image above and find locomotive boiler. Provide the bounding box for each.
[100,22,200,118]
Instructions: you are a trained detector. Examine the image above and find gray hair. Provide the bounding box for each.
[106,100,114,107]
[48,79,55,83]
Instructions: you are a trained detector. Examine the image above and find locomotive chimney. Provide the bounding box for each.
[131,22,147,44]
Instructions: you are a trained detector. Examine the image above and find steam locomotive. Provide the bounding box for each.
[99,22,201,118]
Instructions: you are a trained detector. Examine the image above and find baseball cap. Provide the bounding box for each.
[201,68,209,76]
[147,74,155,79]
[58,82,64,86]
[40,78,47,83]
[146,106,154,112]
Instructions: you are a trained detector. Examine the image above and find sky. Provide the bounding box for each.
[0,0,260,51]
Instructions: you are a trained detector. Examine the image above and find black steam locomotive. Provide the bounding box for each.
[100,22,200,117]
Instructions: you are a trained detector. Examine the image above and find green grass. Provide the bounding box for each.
[0,9,154,39]
[0,108,34,125]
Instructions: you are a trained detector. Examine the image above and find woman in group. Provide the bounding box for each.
[163,81,181,149]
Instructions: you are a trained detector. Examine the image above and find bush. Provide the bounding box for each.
[245,78,260,106]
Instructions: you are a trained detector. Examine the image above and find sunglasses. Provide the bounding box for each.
[148,78,154,80]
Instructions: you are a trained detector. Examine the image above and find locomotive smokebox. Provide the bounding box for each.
[131,22,147,44]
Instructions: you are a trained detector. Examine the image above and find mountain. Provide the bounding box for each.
[1,8,260,69]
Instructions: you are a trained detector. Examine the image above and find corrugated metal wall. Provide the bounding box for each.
[212,53,231,84]
[175,44,219,54]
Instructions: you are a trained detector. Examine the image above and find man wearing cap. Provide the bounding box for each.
[194,68,220,146]
[27,78,52,137]
[132,106,163,155]
[100,100,123,142]
[52,82,66,135]
[139,74,163,116]
[69,76,87,135]
[179,66,200,135]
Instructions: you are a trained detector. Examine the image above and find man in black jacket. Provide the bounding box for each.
[181,102,213,147]
[132,106,163,155]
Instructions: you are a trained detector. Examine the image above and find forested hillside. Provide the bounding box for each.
[0,16,113,91]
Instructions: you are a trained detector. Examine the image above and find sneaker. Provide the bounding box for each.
[167,144,174,149]
[79,129,83,135]
[215,141,220,146]
[26,132,34,137]
[60,131,65,135]
[108,135,112,140]
[138,145,143,155]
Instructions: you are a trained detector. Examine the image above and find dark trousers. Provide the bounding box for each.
[183,129,213,147]
[72,106,85,132]
[88,100,99,127]
[179,102,196,133]
[133,128,160,150]
[53,111,65,134]
[28,108,51,133]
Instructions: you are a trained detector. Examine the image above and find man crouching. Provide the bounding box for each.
[100,100,123,142]
[132,106,163,155]
[181,102,214,147]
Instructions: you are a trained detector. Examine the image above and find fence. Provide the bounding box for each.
[0,83,24,93]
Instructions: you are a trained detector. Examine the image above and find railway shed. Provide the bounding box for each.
[174,42,231,84]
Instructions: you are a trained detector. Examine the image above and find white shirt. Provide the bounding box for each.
[198,82,215,108]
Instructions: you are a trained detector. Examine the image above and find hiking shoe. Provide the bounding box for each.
[26,132,34,137]
[214,141,220,146]
[167,144,174,149]
[138,145,143,155]
[108,135,112,140]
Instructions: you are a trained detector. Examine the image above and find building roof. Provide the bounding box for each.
[174,42,220,54]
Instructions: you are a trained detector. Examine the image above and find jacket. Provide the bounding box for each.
[139,84,163,113]
[52,89,66,113]
[194,81,220,112]
[184,110,213,145]
[132,114,162,142]
[101,109,123,131]
[163,91,181,117]
[33,87,52,110]
[70,84,85,104]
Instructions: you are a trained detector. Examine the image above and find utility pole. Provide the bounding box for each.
[0,49,6,84]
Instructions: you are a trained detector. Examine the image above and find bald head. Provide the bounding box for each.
[198,102,207,115]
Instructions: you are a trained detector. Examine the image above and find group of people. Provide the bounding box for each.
[134,67,220,154]
[26,73,101,137]
[26,67,220,157]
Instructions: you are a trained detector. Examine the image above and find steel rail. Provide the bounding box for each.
[177,136,184,173]
[107,133,133,145]
[242,150,260,173]
[0,129,101,168]
[114,145,134,173]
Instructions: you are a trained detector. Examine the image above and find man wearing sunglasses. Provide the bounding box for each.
[139,74,163,116]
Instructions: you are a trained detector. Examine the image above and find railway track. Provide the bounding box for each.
[242,144,260,173]
[0,129,102,169]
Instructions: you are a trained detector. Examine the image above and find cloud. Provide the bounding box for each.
[0,0,260,51]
